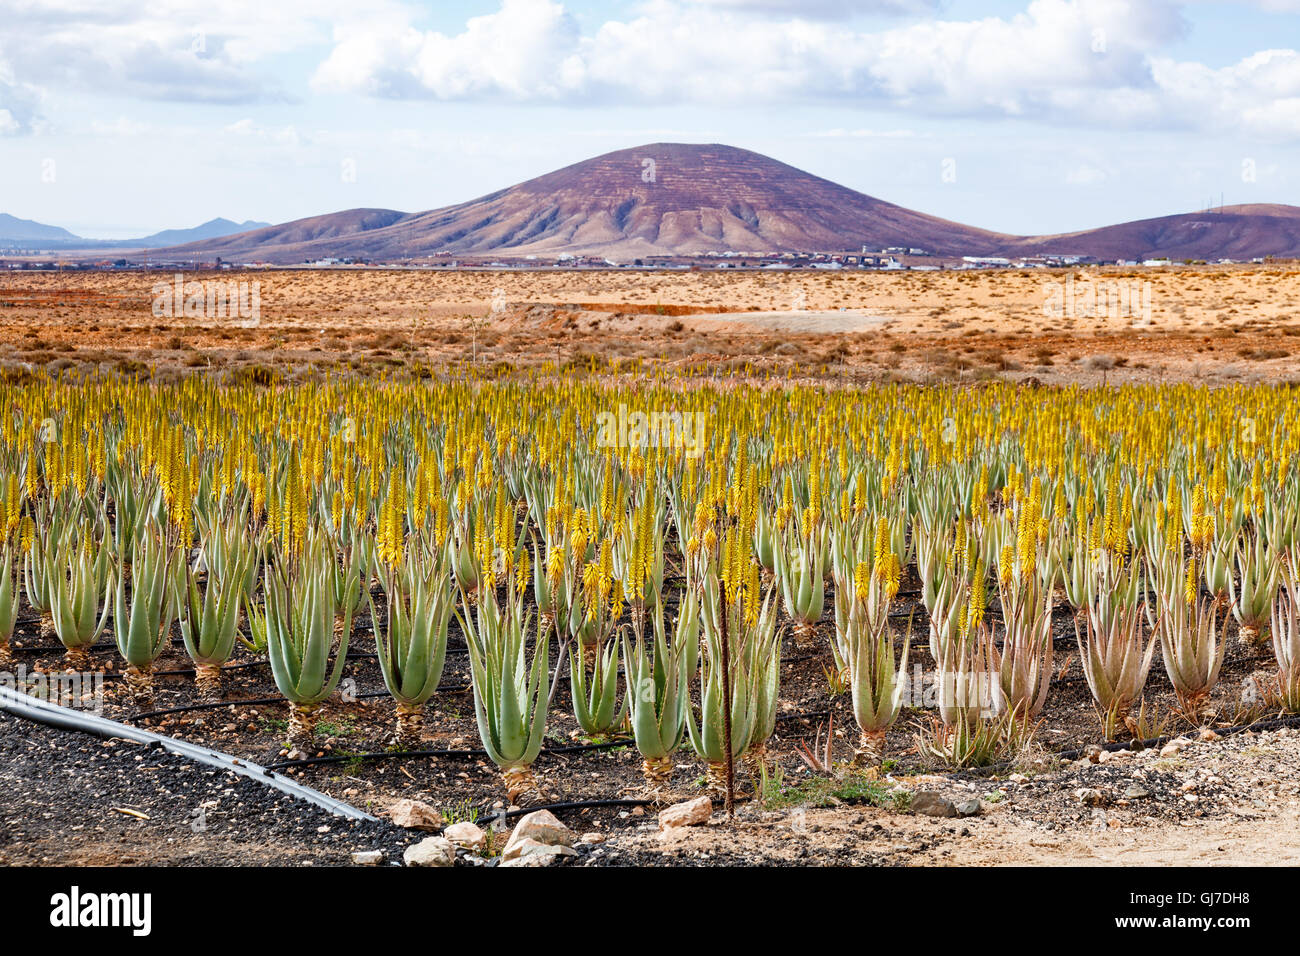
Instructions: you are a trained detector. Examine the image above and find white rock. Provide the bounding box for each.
[351,850,384,866]
[580,832,606,844]
[502,837,577,863]
[403,836,456,867]
[444,821,487,850]
[658,796,713,829]
[503,809,576,858]
[388,798,443,831]
[1075,788,1107,807]
[499,856,545,867]
[1160,739,1188,757]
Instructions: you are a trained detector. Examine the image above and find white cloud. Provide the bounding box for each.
[681,0,940,17]
[0,53,41,134]
[307,0,1300,139]
[314,0,583,99]
[2,0,1298,144]
[0,0,409,105]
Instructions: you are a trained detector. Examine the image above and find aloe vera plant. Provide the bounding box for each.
[531,538,574,633]
[48,525,113,670]
[568,538,626,735]
[1271,568,1300,713]
[372,557,453,749]
[22,517,59,642]
[686,639,757,796]
[841,562,910,767]
[995,559,1055,719]
[773,523,827,646]
[570,635,626,738]
[741,587,782,768]
[622,593,699,793]
[326,532,370,647]
[178,537,251,700]
[262,551,353,751]
[1155,588,1224,719]
[1075,565,1155,736]
[112,527,181,703]
[0,548,17,671]
[689,556,772,793]
[1227,532,1281,649]
[461,586,550,803]
[936,627,1004,728]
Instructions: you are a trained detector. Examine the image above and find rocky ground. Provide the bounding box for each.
[6,697,1300,866]
[581,724,1300,866]
[0,710,411,866]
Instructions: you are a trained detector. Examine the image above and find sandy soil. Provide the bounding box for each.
[2,264,1298,385]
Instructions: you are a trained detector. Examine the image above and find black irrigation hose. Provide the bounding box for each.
[125,683,475,723]
[264,736,635,772]
[932,710,1300,784]
[1048,652,1276,688]
[17,660,272,682]
[477,798,658,822]
[126,695,290,721]
[1053,711,1300,764]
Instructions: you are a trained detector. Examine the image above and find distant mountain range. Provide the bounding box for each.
[0,216,270,250]
[0,213,80,243]
[7,144,1299,262]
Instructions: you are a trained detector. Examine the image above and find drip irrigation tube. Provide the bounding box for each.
[478,798,658,822]
[0,683,375,822]
[939,711,1300,782]
[265,736,635,772]
[1054,711,1300,763]
[125,684,474,723]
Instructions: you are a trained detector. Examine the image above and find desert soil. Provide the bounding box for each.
[2,264,1298,385]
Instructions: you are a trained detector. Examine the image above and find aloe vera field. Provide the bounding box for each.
[5,324,1300,868]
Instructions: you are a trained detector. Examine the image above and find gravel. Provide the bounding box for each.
[0,710,413,866]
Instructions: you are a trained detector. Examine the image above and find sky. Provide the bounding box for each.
[0,0,1296,239]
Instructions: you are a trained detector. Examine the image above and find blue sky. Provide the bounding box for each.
[1,0,1296,239]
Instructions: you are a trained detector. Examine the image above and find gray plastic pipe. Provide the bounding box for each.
[0,684,375,822]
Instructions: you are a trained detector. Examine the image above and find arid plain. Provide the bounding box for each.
[2,264,1297,385]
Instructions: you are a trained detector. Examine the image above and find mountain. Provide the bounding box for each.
[133,217,270,246]
[150,208,414,261]
[1003,204,1300,262]
[153,143,1010,261]
[0,213,80,244]
[27,143,1300,262]
[0,214,273,250]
